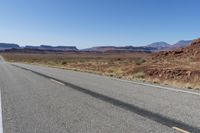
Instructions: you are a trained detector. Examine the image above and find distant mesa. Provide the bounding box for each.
[25,45,78,51]
[83,46,157,52]
[83,46,117,52]
[0,43,20,51]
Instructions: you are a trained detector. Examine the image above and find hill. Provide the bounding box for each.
[0,43,20,50]
[147,42,170,49]
[172,40,193,48]
[144,38,200,88]
[25,45,78,51]
[83,46,157,52]
[153,38,200,60]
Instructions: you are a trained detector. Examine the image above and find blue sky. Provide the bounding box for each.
[0,0,200,48]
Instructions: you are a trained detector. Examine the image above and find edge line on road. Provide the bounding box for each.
[172,126,190,133]
[0,88,3,133]
[50,79,65,85]
[108,78,200,96]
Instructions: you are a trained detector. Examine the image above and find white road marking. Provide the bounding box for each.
[0,89,3,133]
[110,77,200,96]
[172,127,190,133]
[50,79,65,86]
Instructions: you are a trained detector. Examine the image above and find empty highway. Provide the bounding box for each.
[0,56,200,133]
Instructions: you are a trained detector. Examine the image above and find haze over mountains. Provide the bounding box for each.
[0,39,193,52]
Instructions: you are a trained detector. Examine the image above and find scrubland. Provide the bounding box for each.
[2,50,200,90]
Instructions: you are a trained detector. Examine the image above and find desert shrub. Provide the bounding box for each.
[187,86,193,89]
[61,61,67,65]
[107,68,114,73]
[114,58,121,61]
[134,71,145,79]
[135,58,146,65]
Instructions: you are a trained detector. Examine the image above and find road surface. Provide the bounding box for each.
[0,56,199,133]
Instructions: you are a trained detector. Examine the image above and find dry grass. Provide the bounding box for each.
[1,52,200,89]
[1,52,149,77]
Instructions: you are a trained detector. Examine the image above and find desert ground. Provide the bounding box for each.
[1,44,200,90]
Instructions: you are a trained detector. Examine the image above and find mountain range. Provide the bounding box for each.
[147,42,171,49]
[146,40,193,50]
[83,40,193,52]
[0,39,193,52]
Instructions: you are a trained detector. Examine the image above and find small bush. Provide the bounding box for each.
[61,61,67,65]
[135,58,146,65]
[134,71,145,79]
[187,86,193,89]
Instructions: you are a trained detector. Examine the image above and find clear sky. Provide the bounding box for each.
[0,0,200,48]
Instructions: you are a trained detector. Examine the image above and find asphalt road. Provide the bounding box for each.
[0,57,200,133]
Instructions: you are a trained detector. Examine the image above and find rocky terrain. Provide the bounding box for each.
[153,39,200,59]
[144,38,200,89]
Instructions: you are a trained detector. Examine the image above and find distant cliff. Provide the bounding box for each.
[0,43,20,50]
[83,46,157,52]
[25,45,78,51]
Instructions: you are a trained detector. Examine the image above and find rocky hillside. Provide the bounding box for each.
[152,38,200,60]
[143,38,200,89]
